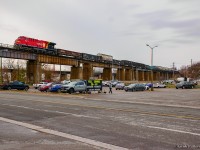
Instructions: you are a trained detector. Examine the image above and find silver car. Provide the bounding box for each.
[115,83,125,90]
[61,81,86,94]
[124,84,146,92]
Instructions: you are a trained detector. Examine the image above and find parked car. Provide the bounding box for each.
[124,84,146,92]
[176,81,195,89]
[110,80,120,87]
[33,82,48,89]
[143,83,153,90]
[0,81,29,91]
[61,81,87,94]
[49,84,62,92]
[39,82,54,92]
[161,80,174,84]
[102,81,110,87]
[61,80,71,84]
[115,82,125,90]
[153,83,166,88]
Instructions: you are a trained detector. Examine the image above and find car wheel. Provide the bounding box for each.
[57,89,61,93]
[191,86,194,89]
[182,86,185,89]
[176,87,178,89]
[7,87,11,90]
[24,87,29,91]
[69,88,74,94]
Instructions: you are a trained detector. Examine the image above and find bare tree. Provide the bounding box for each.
[42,64,54,82]
[179,62,200,79]
[3,59,26,83]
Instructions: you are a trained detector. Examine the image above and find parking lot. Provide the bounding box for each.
[0,87,200,149]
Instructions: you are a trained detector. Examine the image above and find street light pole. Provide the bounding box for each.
[146,44,158,91]
[0,57,2,84]
[119,62,120,81]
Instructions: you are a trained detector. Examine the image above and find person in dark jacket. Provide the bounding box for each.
[109,83,112,94]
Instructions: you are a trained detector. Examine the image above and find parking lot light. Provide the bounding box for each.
[146,44,158,91]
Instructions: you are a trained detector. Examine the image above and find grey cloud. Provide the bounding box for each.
[134,9,200,39]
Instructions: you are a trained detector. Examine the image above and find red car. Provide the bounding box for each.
[14,36,56,50]
[39,82,54,92]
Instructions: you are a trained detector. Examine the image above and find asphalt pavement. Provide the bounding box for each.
[0,88,200,150]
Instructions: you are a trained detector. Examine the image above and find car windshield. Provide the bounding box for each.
[46,83,52,86]
[129,84,135,87]
[67,82,77,86]
[53,84,61,87]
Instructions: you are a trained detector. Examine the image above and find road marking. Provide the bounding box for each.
[147,125,200,136]
[0,117,128,150]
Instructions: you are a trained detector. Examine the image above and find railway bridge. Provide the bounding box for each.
[0,43,178,83]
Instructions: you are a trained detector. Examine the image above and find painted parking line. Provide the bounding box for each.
[147,125,200,136]
[0,117,129,150]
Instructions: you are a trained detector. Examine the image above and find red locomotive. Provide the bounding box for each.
[14,36,56,51]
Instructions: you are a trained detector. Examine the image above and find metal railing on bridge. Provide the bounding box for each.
[0,43,14,49]
[0,49,36,60]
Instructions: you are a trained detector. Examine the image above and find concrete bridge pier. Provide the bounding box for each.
[131,69,135,81]
[102,68,112,81]
[83,63,93,80]
[116,68,125,81]
[144,71,150,81]
[125,68,132,81]
[70,66,83,80]
[26,60,41,84]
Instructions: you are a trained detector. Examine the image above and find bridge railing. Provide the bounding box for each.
[0,43,14,49]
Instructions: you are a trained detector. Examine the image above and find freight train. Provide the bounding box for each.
[14,36,148,69]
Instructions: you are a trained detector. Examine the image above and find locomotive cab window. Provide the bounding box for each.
[48,43,56,49]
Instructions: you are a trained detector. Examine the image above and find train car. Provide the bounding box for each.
[97,53,113,62]
[57,49,81,59]
[132,62,146,69]
[121,60,132,67]
[14,36,57,54]
[82,53,99,62]
[112,59,121,65]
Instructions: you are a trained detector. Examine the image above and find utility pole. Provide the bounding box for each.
[146,44,158,91]
[172,62,175,79]
[0,57,2,83]
[191,59,193,67]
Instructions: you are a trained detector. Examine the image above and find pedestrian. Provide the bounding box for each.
[109,82,112,94]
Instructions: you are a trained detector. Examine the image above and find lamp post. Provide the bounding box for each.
[146,44,158,91]
[0,57,3,83]
[118,62,120,81]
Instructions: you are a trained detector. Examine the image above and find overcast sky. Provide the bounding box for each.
[1,0,200,69]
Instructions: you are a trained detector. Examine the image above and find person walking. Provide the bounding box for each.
[109,82,112,94]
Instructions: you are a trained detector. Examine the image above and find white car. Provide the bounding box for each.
[33,82,48,89]
[153,83,166,88]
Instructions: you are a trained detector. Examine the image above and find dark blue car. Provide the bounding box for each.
[0,81,29,91]
[49,84,62,92]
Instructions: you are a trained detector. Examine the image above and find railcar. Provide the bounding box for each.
[97,53,113,63]
[57,49,81,59]
[112,59,121,65]
[82,53,100,62]
[121,60,133,67]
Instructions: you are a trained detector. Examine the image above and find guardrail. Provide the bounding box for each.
[0,43,14,49]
